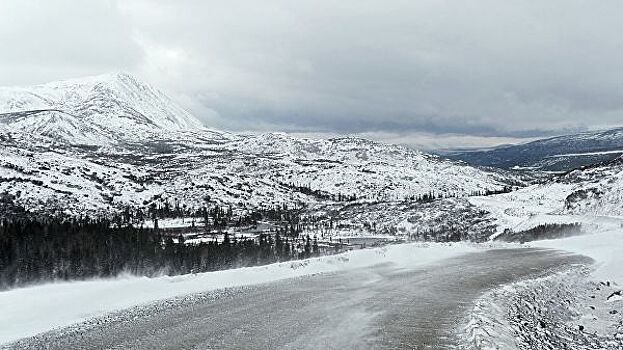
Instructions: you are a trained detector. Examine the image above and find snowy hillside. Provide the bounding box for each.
[562,157,623,216]
[0,73,522,217]
[0,72,205,145]
[445,127,623,171]
[467,156,623,238]
[0,131,521,217]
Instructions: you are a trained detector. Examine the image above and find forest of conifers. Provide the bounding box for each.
[0,216,322,290]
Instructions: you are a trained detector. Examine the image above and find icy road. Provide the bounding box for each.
[5,248,590,350]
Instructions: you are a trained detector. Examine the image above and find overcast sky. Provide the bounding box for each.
[1,0,622,149]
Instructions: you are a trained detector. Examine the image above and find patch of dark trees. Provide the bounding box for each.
[279,182,359,202]
[0,177,44,186]
[282,183,518,205]
[0,216,328,291]
[496,223,583,243]
[387,224,495,243]
[0,193,32,219]
[403,186,516,203]
[128,198,307,233]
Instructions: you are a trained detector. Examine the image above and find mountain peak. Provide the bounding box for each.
[93,71,148,89]
[12,71,141,91]
[0,72,205,145]
[105,70,136,80]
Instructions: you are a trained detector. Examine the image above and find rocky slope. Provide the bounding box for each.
[562,157,623,216]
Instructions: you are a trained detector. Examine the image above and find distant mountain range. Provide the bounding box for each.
[3,72,623,243]
[0,72,521,216]
[443,128,623,172]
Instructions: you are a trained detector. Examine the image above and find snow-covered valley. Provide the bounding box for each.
[1,73,623,349]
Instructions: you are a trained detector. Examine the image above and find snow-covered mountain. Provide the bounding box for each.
[460,154,623,241]
[0,73,524,217]
[444,128,623,172]
[0,72,205,145]
[325,156,623,242]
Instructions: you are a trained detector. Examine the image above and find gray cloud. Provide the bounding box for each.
[0,0,142,85]
[2,0,623,148]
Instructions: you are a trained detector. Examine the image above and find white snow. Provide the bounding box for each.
[471,184,623,282]
[0,130,516,214]
[468,182,576,238]
[0,72,204,131]
[0,242,482,345]
[546,149,623,158]
[468,161,623,285]
[531,224,623,283]
[0,73,521,214]
[2,71,622,347]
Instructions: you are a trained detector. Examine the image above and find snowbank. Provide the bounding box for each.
[0,242,481,345]
[531,226,623,283]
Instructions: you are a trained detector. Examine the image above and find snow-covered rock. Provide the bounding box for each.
[0,72,204,145]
